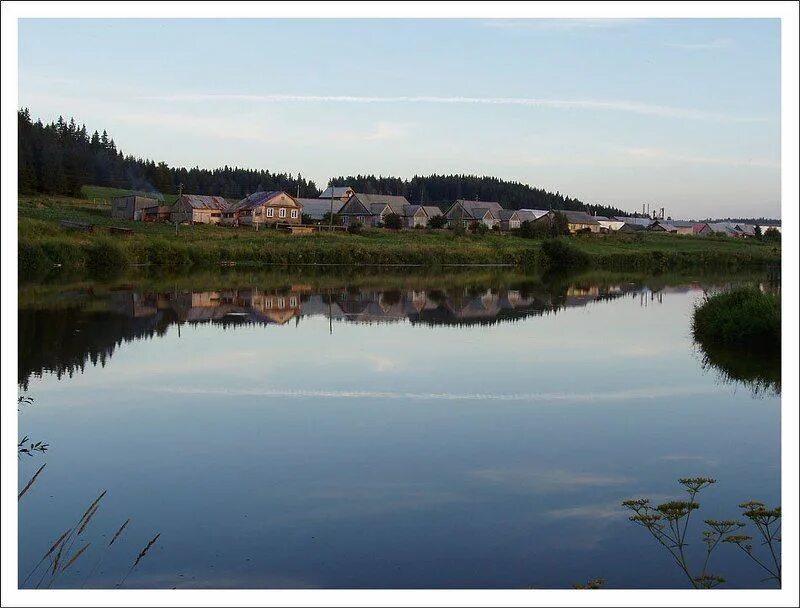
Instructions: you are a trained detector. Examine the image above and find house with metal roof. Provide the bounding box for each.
[296,198,345,222]
[171,194,231,225]
[319,185,355,201]
[443,200,505,228]
[221,191,303,227]
[337,193,412,227]
[592,215,625,232]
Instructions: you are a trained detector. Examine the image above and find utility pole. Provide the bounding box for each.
[329,182,334,231]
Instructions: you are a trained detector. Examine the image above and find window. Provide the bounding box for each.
[290,297,297,307]
[290,209,298,219]
[266,207,274,218]
[279,208,287,218]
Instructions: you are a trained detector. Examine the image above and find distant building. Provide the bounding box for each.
[593,215,625,232]
[318,185,355,201]
[693,223,714,236]
[142,205,173,222]
[559,210,601,233]
[111,195,160,221]
[498,209,521,231]
[338,193,411,227]
[404,205,443,228]
[297,198,345,222]
[171,195,230,225]
[221,191,303,227]
[443,200,504,228]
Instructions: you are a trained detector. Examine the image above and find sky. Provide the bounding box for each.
[18,18,781,219]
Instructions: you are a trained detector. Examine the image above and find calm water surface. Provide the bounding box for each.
[18,270,780,589]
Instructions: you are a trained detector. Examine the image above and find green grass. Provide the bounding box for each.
[18,194,781,276]
[692,287,781,350]
[79,185,177,204]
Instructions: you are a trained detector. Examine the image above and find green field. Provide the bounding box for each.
[79,184,178,204]
[18,193,782,278]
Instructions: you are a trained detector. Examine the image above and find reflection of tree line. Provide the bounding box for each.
[19,281,685,387]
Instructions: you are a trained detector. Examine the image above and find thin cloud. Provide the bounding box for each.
[483,19,645,32]
[147,385,720,403]
[666,38,733,50]
[624,147,780,168]
[137,93,764,123]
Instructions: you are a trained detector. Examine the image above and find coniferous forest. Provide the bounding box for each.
[18,108,628,216]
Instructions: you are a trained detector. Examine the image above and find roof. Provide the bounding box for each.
[452,200,504,218]
[559,210,600,225]
[614,216,652,226]
[177,194,230,210]
[350,193,410,215]
[499,209,519,220]
[707,222,739,235]
[297,198,344,219]
[518,209,551,219]
[319,186,354,199]
[516,210,539,223]
[592,215,610,222]
[666,219,694,228]
[228,191,284,212]
[422,206,442,217]
[650,220,677,232]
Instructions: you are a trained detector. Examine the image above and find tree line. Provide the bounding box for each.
[329,174,628,217]
[17,109,319,199]
[19,108,630,216]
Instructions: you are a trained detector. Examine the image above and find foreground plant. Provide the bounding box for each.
[622,477,781,588]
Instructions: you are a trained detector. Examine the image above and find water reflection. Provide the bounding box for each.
[17,269,781,589]
[19,275,707,389]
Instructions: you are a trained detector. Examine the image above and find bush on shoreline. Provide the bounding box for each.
[692,287,780,351]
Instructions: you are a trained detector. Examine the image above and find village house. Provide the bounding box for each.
[221,191,303,227]
[318,185,355,202]
[111,195,162,221]
[142,205,173,222]
[337,193,411,227]
[404,204,444,228]
[560,210,601,233]
[444,200,504,229]
[693,222,714,236]
[296,198,346,222]
[648,219,678,233]
[170,194,231,225]
[515,209,543,224]
[593,215,625,232]
[498,209,521,231]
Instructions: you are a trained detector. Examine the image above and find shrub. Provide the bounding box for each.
[348,220,364,235]
[383,213,403,230]
[452,221,466,236]
[475,223,489,235]
[541,238,590,270]
[764,227,781,241]
[692,287,780,351]
[86,238,129,275]
[427,214,446,229]
[551,211,571,236]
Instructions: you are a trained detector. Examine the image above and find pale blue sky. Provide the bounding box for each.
[19,18,781,218]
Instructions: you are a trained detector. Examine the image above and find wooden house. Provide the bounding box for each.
[337,193,411,227]
[498,209,521,231]
[171,195,230,224]
[111,195,161,221]
[560,210,601,233]
[221,191,303,227]
[444,200,504,229]
[404,205,443,228]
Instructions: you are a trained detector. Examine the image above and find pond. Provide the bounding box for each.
[17,269,781,589]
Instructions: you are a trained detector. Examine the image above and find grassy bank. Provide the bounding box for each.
[19,194,781,278]
[692,287,781,350]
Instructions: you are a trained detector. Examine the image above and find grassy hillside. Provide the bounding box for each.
[80,185,178,204]
[18,194,781,278]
